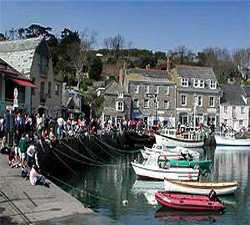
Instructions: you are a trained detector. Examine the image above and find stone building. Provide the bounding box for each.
[172,65,220,127]
[0,37,61,117]
[100,81,131,126]
[123,68,176,127]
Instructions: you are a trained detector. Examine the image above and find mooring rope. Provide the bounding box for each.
[52,143,131,167]
[78,137,109,163]
[52,146,79,177]
[94,135,142,154]
[59,141,105,165]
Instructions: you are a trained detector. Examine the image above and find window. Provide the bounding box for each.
[48,82,51,98]
[181,78,188,87]
[40,82,45,99]
[239,120,243,126]
[165,86,169,95]
[241,107,245,114]
[199,80,204,88]
[39,55,48,74]
[210,80,216,89]
[144,99,149,108]
[224,106,228,113]
[224,119,228,125]
[135,85,139,93]
[55,84,59,95]
[164,100,169,109]
[116,101,124,111]
[134,99,139,108]
[193,79,199,88]
[209,96,215,107]
[155,86,159,94]
[145,85,149,94]
[197,96,203,107]
[181,95,187,106]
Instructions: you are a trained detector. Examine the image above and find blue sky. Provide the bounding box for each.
[0,1,249,52]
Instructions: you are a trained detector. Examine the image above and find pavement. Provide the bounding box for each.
[0,148,117,225]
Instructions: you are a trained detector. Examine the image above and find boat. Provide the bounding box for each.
[155,207,223,222]
[159,159,212,171]
[131,153,199,181]
[164,179,239,195]
[141,144,200,160]
[215,134,250,146]
[155,133,204,148]
[155,191,226,211]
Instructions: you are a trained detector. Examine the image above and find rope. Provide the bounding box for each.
[52,146,79,177]
[94,135,141,154]
[92,137,119,157]
[78,137,108,163]
[59,141,104,165]
[49,175,109,202]
[52,143,131,168]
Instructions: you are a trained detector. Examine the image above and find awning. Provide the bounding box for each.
[12,78,37,88]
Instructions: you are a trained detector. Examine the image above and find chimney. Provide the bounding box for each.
[119,69,124,86]
[166,56,171,72]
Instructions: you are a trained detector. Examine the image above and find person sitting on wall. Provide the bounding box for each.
[29,164,50,187]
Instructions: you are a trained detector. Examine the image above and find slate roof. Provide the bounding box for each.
[221,84,246,106]
[0,37,42,75]
[126,68,172,80]
[105,81,128,95]
[0,57,26,79]
[175,65,217,81]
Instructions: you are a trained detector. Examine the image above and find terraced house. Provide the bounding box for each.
[0,37,61,117]
[172,65,220,127]
[123,68,176,127]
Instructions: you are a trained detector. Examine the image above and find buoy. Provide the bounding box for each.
[122,200,128,206]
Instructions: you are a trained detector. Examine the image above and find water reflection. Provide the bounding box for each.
[54,146,250,225]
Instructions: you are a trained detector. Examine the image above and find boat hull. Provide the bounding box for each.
[164,179,239,195]
[155,191,225,211]
[155,134,204,148]
[215,135,250,146]
[131,162,199,181]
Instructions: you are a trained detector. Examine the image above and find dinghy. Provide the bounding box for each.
[164,179,239,195]
[155,190,225,211]
[131,153,199,181]
[142,144,200,160]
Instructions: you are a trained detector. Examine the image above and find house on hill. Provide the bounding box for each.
[172,65,220,127]
[123,68,176,127]
[0,37,61,117]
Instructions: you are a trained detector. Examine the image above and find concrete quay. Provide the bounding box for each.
[0,153,117,225]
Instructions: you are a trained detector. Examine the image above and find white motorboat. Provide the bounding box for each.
[215,134,250,146]
[131,153,199,181]
[141,144,200,160]
[164,179,239,196]
[155,133,204,148]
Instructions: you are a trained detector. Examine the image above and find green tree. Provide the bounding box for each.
[89,57,103,80]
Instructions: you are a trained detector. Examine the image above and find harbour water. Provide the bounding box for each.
[52,146,250,225]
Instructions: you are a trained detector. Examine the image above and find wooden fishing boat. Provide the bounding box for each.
[131,153,199,181]
[155,207,222,222]
[159,159,212,170]
[155,191,225,211]
[164,179,239,195]
[142,144,200,160]
[155,133,204,148]
[215,134,250,146]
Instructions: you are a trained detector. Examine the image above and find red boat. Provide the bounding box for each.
[155,191,225,211]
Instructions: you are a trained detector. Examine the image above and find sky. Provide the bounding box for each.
[0,0,249,52]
